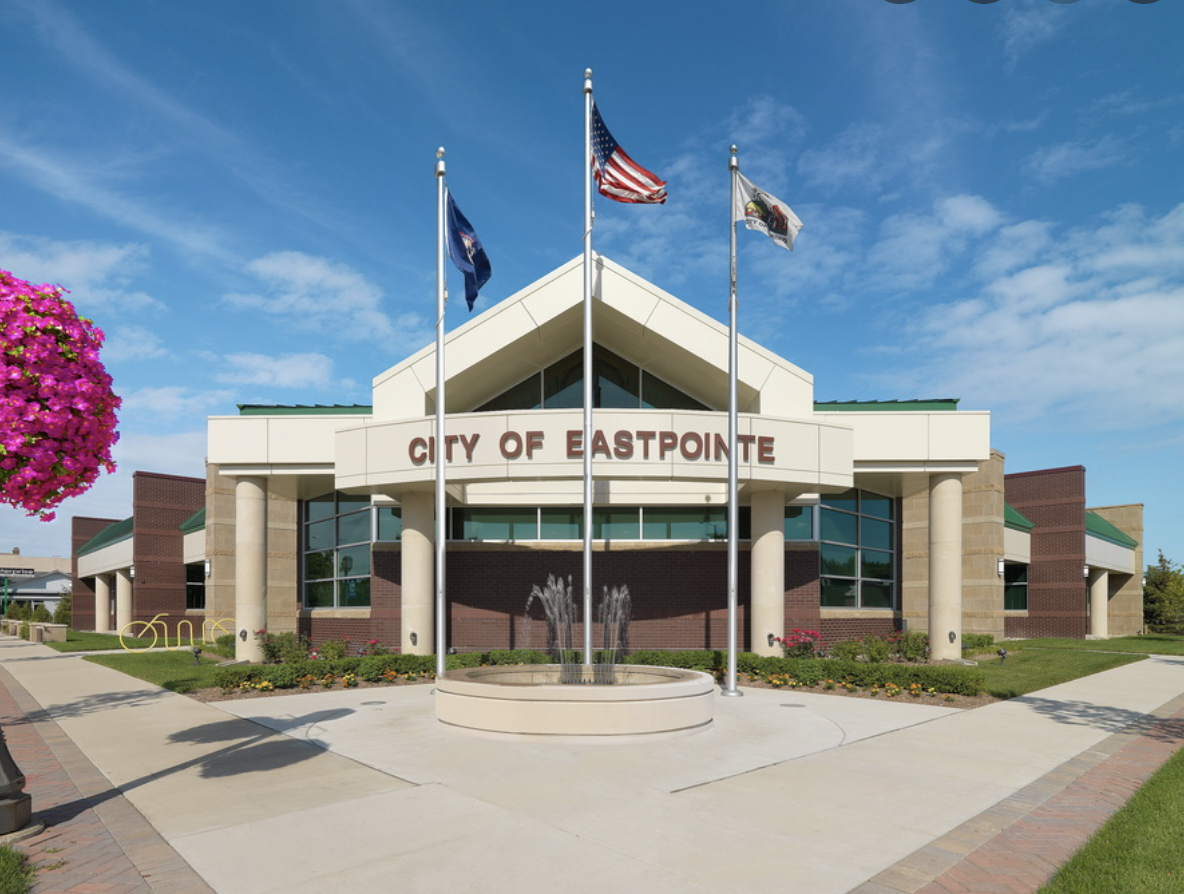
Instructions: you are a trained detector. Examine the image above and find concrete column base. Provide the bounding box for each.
[0,794,32,836]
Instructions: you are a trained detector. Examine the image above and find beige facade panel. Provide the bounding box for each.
[815,411,990,464]
[77,537,133,578]
[1004,527,1031,563]
[208,414,370,468]
[334,409,854,495]
[1086,535,1137,575]
[182,530,205,565]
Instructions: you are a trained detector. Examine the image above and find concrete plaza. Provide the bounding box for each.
[1,636,1182,893]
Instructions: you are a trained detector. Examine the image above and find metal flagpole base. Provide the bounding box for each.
[720,687,744,698]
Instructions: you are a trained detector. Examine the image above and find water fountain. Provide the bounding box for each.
[435,575,715,739]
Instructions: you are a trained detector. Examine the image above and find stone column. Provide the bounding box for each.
[1089,567,1109,639]
[93,574,111,633]
[750,490,785,657]
[114,568,133,635]
[928,473,963,662]
[401,492,434,656]
[234,476,268,662]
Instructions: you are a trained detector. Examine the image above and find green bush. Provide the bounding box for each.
[962,633,995,654]
[736,653,984,695]
[863,636,890,663]
[18,622,28,640]
[625,649,720,671]
[829,639,861,661]
[52,593,71,625]
[30,604,51,623]
[895,631,929,662]
[256,630,310,664]
[316,637,350,660]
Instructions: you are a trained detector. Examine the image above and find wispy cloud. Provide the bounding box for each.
[1001,2,1068,70]
[883,201,1184,430]
[0,136,235,265]
[223,251,431,354]
[119,386,236,421]
[212,352,338,389]
[0,231,165,313]
[1023,135,1126,184]
[103,325,171,363]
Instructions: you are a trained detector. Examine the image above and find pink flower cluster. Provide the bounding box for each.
[1,269,121,521]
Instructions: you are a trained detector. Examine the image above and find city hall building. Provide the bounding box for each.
[71,256,1144,660]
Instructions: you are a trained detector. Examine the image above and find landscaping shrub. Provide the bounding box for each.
[737,652,984,695]
[962,633,995,654]
[894,631,929,662]
[52,593,71,626]
[863,635,890,663]
[30,605,51,623]
[829,639,861,662]
[256,630,310,664]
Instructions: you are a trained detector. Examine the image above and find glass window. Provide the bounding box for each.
[376,507,402,542]
[820,578,857,607]
[820,508,857,545]
[594,508,640,540]
[821,543,857,577]
[301,492,373,608]
[1004,563,1028,610]
[785,505,813,541]
[477,346,708,412]
[541,509,581,540]
[454,508,538,541]
[477,375,543,412]
[861,518,893,552]
[818,488,897,609]
[640,371,707,411]
[185,563,205,611]
[337,510,370,546]
[643,507,731,540]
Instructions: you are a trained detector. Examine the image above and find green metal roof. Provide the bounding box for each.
[1004,504,1035,531]
[813,399,960,412]
[1086,512,1138,549]
[76,517,133,557]
[237,404,373,416]
[179,507,206,534]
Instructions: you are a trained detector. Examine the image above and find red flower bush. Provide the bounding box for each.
[1,269,121,520]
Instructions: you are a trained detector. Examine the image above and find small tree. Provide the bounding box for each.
[1144,551,1184,634]
[53,592,72,626]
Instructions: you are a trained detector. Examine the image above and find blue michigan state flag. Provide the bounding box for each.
[445,191,492,310]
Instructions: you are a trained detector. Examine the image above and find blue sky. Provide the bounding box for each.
[2,0,1182,564]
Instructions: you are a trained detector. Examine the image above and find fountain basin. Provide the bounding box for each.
[435,665,715,740]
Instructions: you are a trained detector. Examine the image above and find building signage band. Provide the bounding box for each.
[408,428,776,466]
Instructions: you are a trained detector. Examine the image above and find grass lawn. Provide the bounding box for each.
[977,648,1145,699]
[1008,634,1184,656]
[0,845,33,894]
[1038,745,1184,894]
[83,650,224,693]
[45,630,159,653]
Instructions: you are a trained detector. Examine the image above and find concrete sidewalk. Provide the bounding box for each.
[1,636,1182,894]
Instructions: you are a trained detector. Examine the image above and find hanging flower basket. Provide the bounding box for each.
[1,269,121,520]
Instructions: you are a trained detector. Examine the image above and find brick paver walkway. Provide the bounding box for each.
[0,665,213,894]
[852,690,1184,894]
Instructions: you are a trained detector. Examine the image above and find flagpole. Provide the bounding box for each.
[435,147,448,682]
[582,68,595,667]
[723,145,742,697]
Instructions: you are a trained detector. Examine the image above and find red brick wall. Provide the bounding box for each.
[131,472,205,636]
[1005,466,1088,639]
[70,516,120,631]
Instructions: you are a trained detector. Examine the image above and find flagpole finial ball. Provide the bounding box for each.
[730,145,737,155]
[585,68,592,79]
[437,147,445,159]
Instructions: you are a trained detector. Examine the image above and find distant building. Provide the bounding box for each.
[69,257,1143,656]
[0,548,71,614]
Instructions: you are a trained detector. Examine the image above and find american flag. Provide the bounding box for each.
[590,101,667,205]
